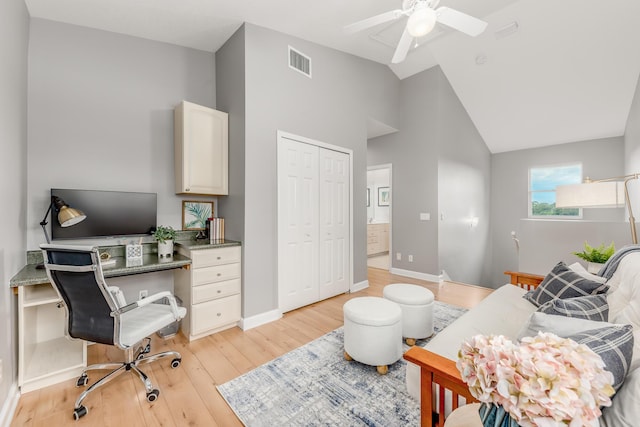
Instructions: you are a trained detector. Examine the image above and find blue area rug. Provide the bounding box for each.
[217,301,467,426]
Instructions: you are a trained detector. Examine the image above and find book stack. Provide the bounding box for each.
[209,217,225,243]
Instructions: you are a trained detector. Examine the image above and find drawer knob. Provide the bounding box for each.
[217,273,222,276]
[217,256,221,260]
[217,313,222,317]
[217,290,222,293]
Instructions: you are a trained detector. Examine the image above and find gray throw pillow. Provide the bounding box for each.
[538,294,609,322]
[524,262,609,307]
[567,324,634,391]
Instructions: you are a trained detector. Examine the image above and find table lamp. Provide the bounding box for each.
[556,173,638,244]
[37,196,87,268]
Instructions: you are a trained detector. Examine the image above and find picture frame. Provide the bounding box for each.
[182,200,214,230]
[366,188,370,207]
[378,187,390,206]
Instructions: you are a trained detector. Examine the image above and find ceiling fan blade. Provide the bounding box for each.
[344,9,402,34]
[435,6,487,37]
[391,27,413,64]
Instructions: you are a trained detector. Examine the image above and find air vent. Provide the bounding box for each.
[288,46,312,78]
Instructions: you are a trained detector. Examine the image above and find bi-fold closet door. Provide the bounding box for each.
[278,134,351,313]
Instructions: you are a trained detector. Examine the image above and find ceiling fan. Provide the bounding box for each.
[344,0,488,64]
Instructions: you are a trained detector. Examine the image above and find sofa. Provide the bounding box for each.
[404,250,640,427]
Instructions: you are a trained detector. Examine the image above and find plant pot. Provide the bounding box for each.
[587,262,605,274]
[157,240,174,259]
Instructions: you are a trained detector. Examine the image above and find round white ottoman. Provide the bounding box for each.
[343,297,402,375]
[383,283,434,346]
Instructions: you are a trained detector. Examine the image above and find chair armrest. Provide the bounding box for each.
[404,347,477,426]
[504,271,544,290]
[112,291,181,319]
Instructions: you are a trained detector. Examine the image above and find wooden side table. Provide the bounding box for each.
[444,403,482,427]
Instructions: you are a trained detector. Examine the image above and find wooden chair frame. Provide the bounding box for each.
[403,271,545,427]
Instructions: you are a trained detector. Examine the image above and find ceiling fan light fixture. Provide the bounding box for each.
[407,5,437,38]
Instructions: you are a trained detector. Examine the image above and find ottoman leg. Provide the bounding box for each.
[377,365,389,375]
[405,338,416,346]
[344,351,353,361]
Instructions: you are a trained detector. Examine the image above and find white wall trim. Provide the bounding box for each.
[239,309,283,331]
[350,279,369,293]
[390,267,442,283]
[0,383,20,427]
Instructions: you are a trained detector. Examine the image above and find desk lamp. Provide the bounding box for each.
[556,173,639,244]
[37,196,87,268]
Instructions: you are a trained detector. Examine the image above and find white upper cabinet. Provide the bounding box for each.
[174,101,228,195]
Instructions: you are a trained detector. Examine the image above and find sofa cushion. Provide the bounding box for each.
[523,262,609,307]
[568,262,608,284]
[518,312,617,340]
[566,325,634,391]
[537,294,609,321]
[600,368,640,427]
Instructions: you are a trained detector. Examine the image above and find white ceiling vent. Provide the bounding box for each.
[288,46,312,78]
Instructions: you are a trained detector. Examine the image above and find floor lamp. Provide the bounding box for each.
[556,173,639,244]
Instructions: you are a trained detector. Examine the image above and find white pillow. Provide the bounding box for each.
[568,262,608,284]
[517,312,615,340]
[600,368,640,427]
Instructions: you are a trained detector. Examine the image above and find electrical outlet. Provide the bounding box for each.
[139,290,148,299]
[396,252,401,261]
[408,255,413,262]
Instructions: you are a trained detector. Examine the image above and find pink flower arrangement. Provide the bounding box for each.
[457,332,615,426]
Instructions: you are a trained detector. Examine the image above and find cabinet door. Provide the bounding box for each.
[175,101,228,195]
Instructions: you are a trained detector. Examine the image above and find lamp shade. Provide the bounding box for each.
[407,5,437,37]
[556,182,625,208]
[57,206,86,227]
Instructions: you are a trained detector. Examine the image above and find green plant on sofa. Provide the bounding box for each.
[573,241,616,264]
[153,225,177,243]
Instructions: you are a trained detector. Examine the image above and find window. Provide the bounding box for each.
[529,164,582,218]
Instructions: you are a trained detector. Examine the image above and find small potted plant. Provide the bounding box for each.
[153,225,177,259]
[573,241,616,273]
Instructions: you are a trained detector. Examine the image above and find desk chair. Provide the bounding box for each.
[41,244,187,420]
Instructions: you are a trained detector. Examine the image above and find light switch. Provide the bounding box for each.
[420,213,430,221]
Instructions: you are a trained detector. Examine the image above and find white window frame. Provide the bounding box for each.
[528,162,583,219]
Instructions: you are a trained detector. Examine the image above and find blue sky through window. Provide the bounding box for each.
[530,164,582,206]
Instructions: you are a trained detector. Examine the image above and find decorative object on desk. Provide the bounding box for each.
[182,200,213,230]
[153,226,177,259]
[556,173,639,243]
[573,241,615,273]
[457,332,614,427]
[36,195,87,268]
[99,252,116,268]
[125,242,144,267]
[378,186,390,206]
[209,217,225,243]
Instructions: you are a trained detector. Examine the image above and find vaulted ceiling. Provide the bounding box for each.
[24,0,640,153]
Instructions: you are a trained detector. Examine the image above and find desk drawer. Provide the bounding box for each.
[192,294,240,335]
[193,263,241,286]
[193,279,240,304]
[191,246,241,268]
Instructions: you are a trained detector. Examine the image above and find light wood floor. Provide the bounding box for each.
[11,267,492,427]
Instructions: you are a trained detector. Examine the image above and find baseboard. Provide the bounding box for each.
[350,280,369,293]
[239,309,283,331]
[0,382,20,427]
[390,267,442,283]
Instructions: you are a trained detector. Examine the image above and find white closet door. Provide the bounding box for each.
[318,148,350,299]
[277,139,319,312]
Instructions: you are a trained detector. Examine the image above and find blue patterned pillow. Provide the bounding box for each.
[567,325,634,391]
[524,262,609,307]
[537,294,609,322]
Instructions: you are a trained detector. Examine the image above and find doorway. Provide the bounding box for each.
[367,164,392,271]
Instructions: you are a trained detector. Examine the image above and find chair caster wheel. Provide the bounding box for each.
[73,405,88,420]
[76,375,89,387]
[170,358,181,368]
[147,389,160,402]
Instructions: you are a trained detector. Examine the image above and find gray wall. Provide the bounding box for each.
[437,71,492,285]
[368,67,492,285]
[490,137,625,286]
[625,73,640,202]
[368,68,440,276]
[0,0,29,413]
[27,19,215,301]
[218,23,400,318]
